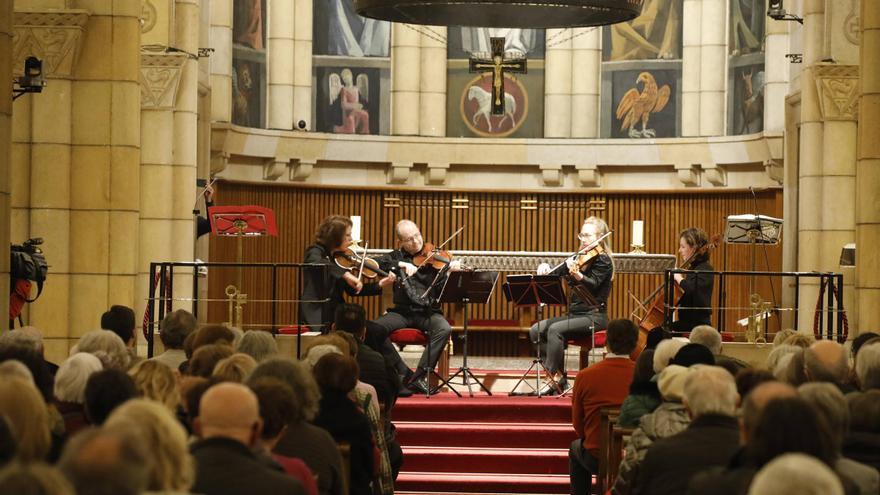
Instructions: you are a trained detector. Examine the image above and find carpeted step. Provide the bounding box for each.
[402,446,568,475]
[396,471,570,494]
[396,421,577,449]
[394,393,573,424]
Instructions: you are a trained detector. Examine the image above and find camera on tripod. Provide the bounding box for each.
[10,237,48,295]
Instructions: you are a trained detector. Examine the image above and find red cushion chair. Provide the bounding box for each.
[389,327,427,346]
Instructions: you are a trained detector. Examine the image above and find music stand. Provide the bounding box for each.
[504,274,567,397]
[440,270,499,397]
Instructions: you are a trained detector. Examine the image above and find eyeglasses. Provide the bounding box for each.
[577,233,593,241]
[400,232,422,244]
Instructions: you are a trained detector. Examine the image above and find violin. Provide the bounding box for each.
[412,242,454,270]
[333,247,389,280]
[569,243,606,275]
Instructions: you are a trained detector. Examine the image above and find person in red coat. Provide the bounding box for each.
[570,318,638,495]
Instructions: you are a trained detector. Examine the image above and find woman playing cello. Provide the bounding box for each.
[530,216,614,395]
[300,215,394,332]
[670,227,714,334]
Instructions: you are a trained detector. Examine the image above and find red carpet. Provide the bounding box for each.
[394,393,577,494]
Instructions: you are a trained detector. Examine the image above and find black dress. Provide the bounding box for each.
[672,257,714,333]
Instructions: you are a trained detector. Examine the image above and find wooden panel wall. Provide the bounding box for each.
[208,183,784,353]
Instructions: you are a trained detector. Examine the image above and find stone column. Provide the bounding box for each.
[210,0,232,122]
[681,0,701,136]
[292,0,312,128]
[268,0,294,129]
[764,13,789,132]
[0,0,11,329]
[699,0,726,136]
[571,27,601,138]
[544,29,572,138]
[419,26,446,137]
[857,0,880,332]
[392,23,421,135]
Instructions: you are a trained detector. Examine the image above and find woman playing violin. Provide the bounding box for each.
[300,215,394,332]
[529,216,614,395]
[670,227,714,333]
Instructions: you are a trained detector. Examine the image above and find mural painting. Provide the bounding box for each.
[232,0,266,128]
[315,67,382,135]
[313,0,390,57]
[610,69,677,139]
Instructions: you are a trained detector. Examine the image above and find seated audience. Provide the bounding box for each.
[128,359,179,412]
[53,353,103,437]
[0,377,50,463]
[0,359,34,382]
[0,338,54,401]
[652,338,687,374]
[83,369,137,425]
[0,462,75,495]
[211,353,258,383]
[805,340,854,392]
[104,399,195,492]
[766,344,800,374]
[152,309,197,370]
[0,326,58,374]
[634,365,741,495]
[73,330,131,370]
[100,305,136,350]
[670,343,716,367]
[799,382,880,495]
[191,325,236,350]
[57,427,149,495]
[748,453,844,495]
[734,367,775,399]
[187,343,234,378]
[775,347,808,386]
[844,390,880,471]
[771,329,797,347]
[312,353,375,495]
[689,325,749,375]
[190,382,304,495]
[783,332,816,348]
[854,344,880,391]
[248,358,345,495]
[236,330,279,363]
[570,319,638,495]
[618,349,661,428]
[249,377,320,495]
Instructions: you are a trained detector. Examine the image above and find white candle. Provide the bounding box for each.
[632,220,644,246]
[351,216,361,241]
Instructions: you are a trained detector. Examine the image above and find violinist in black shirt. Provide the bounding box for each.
[370,219,462,395]
[670,227,714,334]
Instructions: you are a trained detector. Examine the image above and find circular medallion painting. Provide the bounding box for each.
[459,73,529,137]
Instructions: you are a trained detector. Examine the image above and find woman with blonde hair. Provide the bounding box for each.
[127,360,179,412]
[211,353,258,383]
[104,399,195,492]
[0,377,51,462]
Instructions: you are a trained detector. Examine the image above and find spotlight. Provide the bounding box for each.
[767,0,803,24]
[297,120,307,130]
[12,57,46,100]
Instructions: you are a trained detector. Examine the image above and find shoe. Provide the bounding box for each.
[397,382,413,398]
[407,377,437,396]
[536,376,566,397]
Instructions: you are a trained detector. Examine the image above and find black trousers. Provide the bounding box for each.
[368,311,451,378]
[529,311,608,375]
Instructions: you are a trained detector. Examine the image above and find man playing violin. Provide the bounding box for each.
[670,227,714,333]
[300,215,395,332]
[529,216,614,395]
[369,219,462,396]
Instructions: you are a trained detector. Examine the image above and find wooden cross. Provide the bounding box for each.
[468,37,527,115]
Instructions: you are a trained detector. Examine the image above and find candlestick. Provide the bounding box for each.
[351,215,361,242]
[632,220,644,247]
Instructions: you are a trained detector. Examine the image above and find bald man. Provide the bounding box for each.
[806,341,855,392]
[191,383,304,495]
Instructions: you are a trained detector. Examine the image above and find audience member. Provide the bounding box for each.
[127,359,179,412]
[305,343,344,368]
[851,333,880,359]
[0,416,16,467]
[0,462,75,495]
[854,344,880,391]
[83,369,137,425]
[104,399,195,492]
[771,329,797,347]
[633,365,741,495]
[236,330,279,363]
[783,332,816,348]
[73,330,131,370]
[53,353,103,437]
[248,358,345,495]
[652,338,687,374]
[0,326,58,374]
[571,319,638,495]
[0,359,34,382]
[312,353,374,495]
[618,349,661,428]
[152,309,197,370]
[249,377,319,495]
[748,453,844,495]
[188,343,234,378]
[191,325,236,351]
[766,344,800,374]
[844,390,880,471]
[190,382,304,495]
[0,340,54,401]
[734,367,775,399]
[0,377,50,463]
[180,376,212,432]
[805,340,854,392]
[690,325,749,375]
[211,353,258,383]
[334,303,401,407]
[799,383,880,495]
[304,333,351,357]
[100,305,136,349]
[645,327,671,350]
[775,347,808,386]
[670,343,716,367]
[57,427,150,495]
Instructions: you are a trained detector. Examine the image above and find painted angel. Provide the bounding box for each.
[329,68,370,134]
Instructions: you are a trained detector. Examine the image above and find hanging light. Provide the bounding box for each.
[354,0,645,29]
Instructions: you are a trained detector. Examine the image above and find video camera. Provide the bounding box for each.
[11,237,48,287]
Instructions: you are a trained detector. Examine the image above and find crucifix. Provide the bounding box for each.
[469,37,527,115]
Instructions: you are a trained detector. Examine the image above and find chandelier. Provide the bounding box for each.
[353,0,645,29]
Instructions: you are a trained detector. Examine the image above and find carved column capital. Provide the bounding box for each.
[387,162,412,184]
[813,64,860,121]
[675,163,700,186]
[12,10,90,78]
[263,159,287,181]
[425,163,449,185]
[574,163,601,187]
[703,163,727,187]
[140,53,187,109]
[540,164,563,187]
[289,159,315,181]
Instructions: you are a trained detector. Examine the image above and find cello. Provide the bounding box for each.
[634,234,721,355]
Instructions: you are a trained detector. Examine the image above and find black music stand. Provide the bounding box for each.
[505,274,567,397]
[440,270,499,397]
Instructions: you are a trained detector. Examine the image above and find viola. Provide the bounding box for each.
[333,247,389,280]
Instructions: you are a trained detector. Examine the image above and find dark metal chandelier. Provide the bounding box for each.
[353,0,645,29]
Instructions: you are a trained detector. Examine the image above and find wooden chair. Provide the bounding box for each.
[337,442,351,495]
[596,407,620,494]
[606,424,636,492]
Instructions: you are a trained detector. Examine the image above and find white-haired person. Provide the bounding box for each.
[236,330,279,363]
[748,453,844,495]
[72,330,131,370]
[854,343,880,391]
[54,353,103,437]
[689,325,749,375]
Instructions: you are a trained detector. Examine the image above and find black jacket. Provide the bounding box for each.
[549,252,613,315]
[300,244,381,329]
[313,389,375,495]
[843,431,880,473]
[377,248,448,315]
[274,421,345,495]
[191,436,305,495]
[676,258,714,332]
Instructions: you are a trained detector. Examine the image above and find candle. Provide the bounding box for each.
[632,220,644,246]
[351,215,361,241]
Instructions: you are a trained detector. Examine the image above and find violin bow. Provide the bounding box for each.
[356,241,368,284]
[415,225,465,269]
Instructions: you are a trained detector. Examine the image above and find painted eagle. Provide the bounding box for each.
[615,71,671,138]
